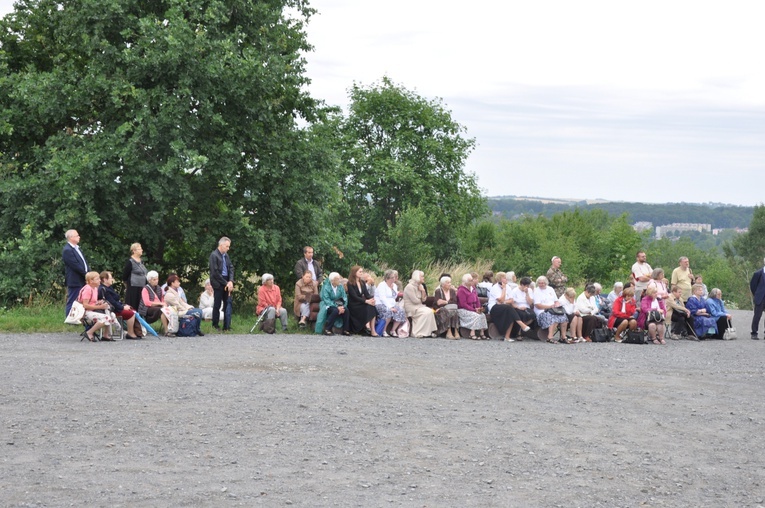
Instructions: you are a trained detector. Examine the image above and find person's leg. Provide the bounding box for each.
[657,323,666,343]
[221,291,231,330]
[647,322,657,342]
[340,309,350,334]
[324,306,339,333]
[278,308,288,331]
[212,288,224,329]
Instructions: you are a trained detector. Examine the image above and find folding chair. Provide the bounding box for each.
[250,306,273,333]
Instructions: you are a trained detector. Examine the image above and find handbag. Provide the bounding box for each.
[623,330,646,344]
[546,306,565,316]
[64,301,86,325]
[723,319,737,340]
[592,327,614,342]
[647,310,664,323]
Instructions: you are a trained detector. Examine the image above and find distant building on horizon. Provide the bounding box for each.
[656,222,712,239]
[633,221,653,233]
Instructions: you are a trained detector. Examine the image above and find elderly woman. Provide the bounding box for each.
[509,277,536,336]
[375,270,407,337]
[122,242,147,309]
[316,272,350,336]
[347,266,377,335]
[165,274,205,336]
[638,285,666,344]
[489,272,532,342]
[647,268,669,301]
[706,288,733,339]
[403,270,437,338]
[558,287,582,343]
[575,285,600,342]
[607,282,624,306]
[294,271,318,328]
[457,273,488,339]
[666,285,696,340]
[78,271,117,341]
[199,279,223,321]
[533,276,569,343]
[546,256,568,298]
[608,287,638,341]
[138,270,173,336]
[99,271,140,339]
[434,275,460,339]
[257,274,289,333]
[686,283,717,339]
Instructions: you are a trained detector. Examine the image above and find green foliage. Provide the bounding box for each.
[331,76,487,254]
[0,0,356,304]
[377,206,435,274]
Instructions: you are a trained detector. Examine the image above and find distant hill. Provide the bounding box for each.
[488,196,754,229]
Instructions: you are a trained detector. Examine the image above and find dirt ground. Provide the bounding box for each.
[1,309,764,507]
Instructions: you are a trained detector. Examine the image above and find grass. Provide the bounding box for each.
[0,303,307,335]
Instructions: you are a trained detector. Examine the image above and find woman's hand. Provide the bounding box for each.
[437,299,447,306]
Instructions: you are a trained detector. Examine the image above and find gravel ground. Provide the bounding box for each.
[2,309,764,507]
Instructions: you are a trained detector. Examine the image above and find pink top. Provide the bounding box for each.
[141,286,165,306]
[257,284,283,314]
[457,285,481,312]
[78,285,99,305]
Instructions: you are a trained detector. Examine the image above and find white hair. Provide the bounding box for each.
[461,273,472,285]
[507,271,516,281]
[146,270,159,280]
[65,229,77,240]
[204,279,211,286]
[328,272,341,282]
[440,276,451,286]
[410,270,424,286]
[262,273,274,283]
[593,282,602,291]
[536,275,549,285]
[551,256,560,263]
[218,236,231,245]
[614,281,624,288]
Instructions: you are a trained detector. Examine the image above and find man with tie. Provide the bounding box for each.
[209,236,234,331]
[62,229,89,317]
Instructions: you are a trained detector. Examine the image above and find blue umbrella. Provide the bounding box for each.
[134,312,160,338]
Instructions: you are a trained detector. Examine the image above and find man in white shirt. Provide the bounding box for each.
[631,250,652,302]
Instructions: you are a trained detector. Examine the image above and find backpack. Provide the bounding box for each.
[177,315,198,337]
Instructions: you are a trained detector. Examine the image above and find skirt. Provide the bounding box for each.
[435,307,459,334]
[536,310,568,329]
[489,304,520,335]
[410,306,437,337]
[376,304,406,323]
[457,309,487,330]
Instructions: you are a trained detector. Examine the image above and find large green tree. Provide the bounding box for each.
[327,77,487,258]
[0,0,349,304]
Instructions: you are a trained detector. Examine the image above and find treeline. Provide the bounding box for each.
[490,198,755,229]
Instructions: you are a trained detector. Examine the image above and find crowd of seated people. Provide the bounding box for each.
[71,243,737,345]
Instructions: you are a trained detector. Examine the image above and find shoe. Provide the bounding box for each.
[282,327,288,332]
[752,334,760,340]
[197,331,205,337]
[299,321,307,328]
[504,337,515,342]
[165,332,176,337]
[342,331,351,336]
[522,325,531,332]
[687,335,700,341]
[212,325,221,331]
[80,331,96,342]
[323,329,334,336]
[126,335,141,340]
[445,330,454,339]
[101,336,114,341]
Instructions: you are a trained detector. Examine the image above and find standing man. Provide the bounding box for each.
[62,229,88,317]
[750,258,765,340]
[670,256,694,302]
[631,250,653,303]
[209,236,234,331]
[546,256,568,298]
[294,246,322,282]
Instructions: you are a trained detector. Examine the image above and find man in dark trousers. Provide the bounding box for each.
[209,236,234,331]
[62,229,88,317]
[751,257,765,340]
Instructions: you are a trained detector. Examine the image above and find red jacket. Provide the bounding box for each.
[608,295,637,328]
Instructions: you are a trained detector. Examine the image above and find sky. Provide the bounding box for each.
[2,0,763,206]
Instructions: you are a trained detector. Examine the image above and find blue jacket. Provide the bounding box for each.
[62,243,88,288]
[705,297,728,319]
[751,268,765,306]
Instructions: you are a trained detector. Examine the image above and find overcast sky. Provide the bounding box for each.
[2,0,763,206]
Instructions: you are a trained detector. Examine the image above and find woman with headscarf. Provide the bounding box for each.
[403,270,437,338]
[433,275,460,339]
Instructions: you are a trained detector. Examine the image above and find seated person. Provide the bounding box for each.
[638,285,666,345]
[99,270,140,339]
[686,283,717,339]
[161,273,187,302]
[533,276,568,343]
[488,272,531,342]
[139,270,173,336]
[591,283,610,321]
[457,273,488,339]
[558,287,582,343]
[294,246,322,282]
[694,275,709,298]
[317,272,350,336]
[294,271,319,328]
[508,277,536,336]
[434,275,460,339]
[607,282,624,306]
[257,274,289,333]
[608,287,638,342]
[403,270,437,338]
[165,274,204,336]
[375,270,407,337]
[575,285,601,342]
[666,285,696,340]
[346,266,376,335]
[78,271,117,342]
[199,279,223,321]
[706,288,733,339]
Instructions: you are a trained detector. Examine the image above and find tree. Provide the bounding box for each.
[0,0,346,304]
[332,76,487,255]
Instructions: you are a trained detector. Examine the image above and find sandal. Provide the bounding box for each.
[546,338,557,344]
[469,334,479,340]
[659,338,666,345]
[652,339,660,345]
